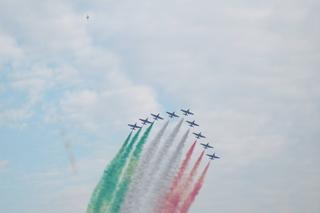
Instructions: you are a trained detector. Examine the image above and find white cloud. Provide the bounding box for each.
[0,107,33,128]
[0,160,8,170]
[0,33,22,61]
[0,0,162,132]
[58,83,160,133]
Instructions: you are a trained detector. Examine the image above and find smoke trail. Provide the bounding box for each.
[108,124,153,213]
[121,121,169,213]
[87,132,132,212]
[180,162,210,213]
[150,130,190,213]
[167,151,205,213]
[161,142,197,213]
[170,141,196,193]
[142,119,184,198]
[64,141,77,174]
[184,151,205,189]
[87,130,140,213]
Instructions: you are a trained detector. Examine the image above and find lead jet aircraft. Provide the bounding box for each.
[181,108,194,116]
[193,132,206,139]
[128,123,142,131]
[207,153,220,160]
[139,117,153,125]
[201,143,213,149]
[151,113,164,120]
[166,111,179,118]
[186,120,199,127]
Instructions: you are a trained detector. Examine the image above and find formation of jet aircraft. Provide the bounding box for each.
[128,108,220,161]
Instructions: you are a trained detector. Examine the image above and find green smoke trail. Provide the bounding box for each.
[108,124,154,213]
[87,132,132,211]
[87,130,141,213]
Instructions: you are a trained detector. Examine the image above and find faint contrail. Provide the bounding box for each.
[121,121,169,213]
[108,124,154,213]
[180,162,210,213]
[150,129,190,213]
[64,141,77,174]
[59,129,78,174]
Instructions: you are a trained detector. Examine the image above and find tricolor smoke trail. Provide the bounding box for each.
[138,119,184,211]
[121,121,169,213]
[161,142,198,213]
[180,162,211,213]
[108,124,153,213]
[87,130,140,213]
[150,129,190,213]
[87,113,214,213]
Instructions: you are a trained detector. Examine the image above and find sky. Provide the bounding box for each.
[0,0,320,212]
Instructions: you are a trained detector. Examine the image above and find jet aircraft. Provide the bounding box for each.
[186,120,199,127]
[181,108,194,116]
[193,132,206,139]
[201,143,213,149]
[128,123,142,131]
[166,111,179,118]
[207,153,220,160]
[151,113,164,120]
[139,117,153,125]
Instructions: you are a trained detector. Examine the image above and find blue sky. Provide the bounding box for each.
[1,0,320,212]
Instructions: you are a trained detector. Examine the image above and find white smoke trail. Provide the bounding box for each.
[148,119,184,182]
[120,121,169,213]
[148,130,190,213]
[136,119,184,213]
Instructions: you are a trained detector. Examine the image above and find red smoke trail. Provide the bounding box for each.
[180,162,210,213]
[161,150,204,213]
[186,151,205,184]
[171,141,196,193]
[160,142,196,213]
